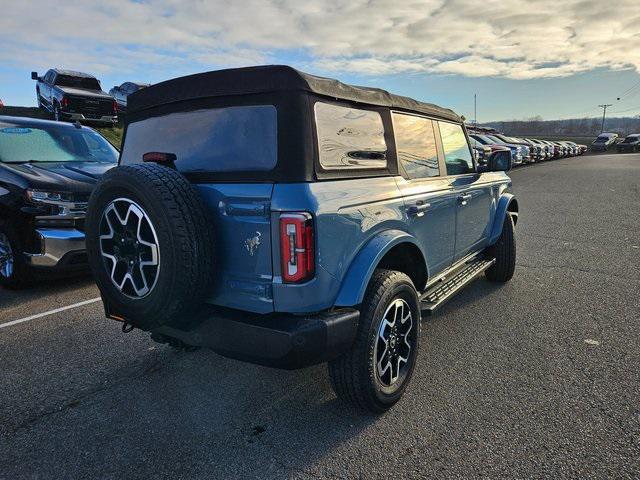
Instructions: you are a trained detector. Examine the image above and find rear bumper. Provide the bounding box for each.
[24,228,87,269]
[61,111,117,124]
[137,305,360,370]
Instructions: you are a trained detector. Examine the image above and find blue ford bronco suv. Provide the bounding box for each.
[85,65,518,413]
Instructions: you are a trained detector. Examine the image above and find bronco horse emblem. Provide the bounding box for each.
[244,231,262,256]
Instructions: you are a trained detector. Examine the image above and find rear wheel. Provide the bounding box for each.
[0,222,31,289]
[328,269,421,413]
[53,102,62,122]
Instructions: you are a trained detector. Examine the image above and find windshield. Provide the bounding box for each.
[594,136,609,143]
[55,75,101,90]
[0,123,118,163]
[486,135,508,144]
[471,134,495,144]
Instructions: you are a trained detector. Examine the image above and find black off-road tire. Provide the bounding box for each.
[0,221,31,289]
[485,214,516,282]
[328,269,421,413]
[85,163,215,330]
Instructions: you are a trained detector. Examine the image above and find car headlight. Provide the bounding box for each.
[26,189,76,204]
[26,189,88,226]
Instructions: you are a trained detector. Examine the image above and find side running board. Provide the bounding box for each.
[420,257,496,314]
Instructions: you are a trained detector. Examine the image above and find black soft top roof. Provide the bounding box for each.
[128,65,461,123]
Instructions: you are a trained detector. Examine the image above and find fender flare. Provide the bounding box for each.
[334,229,425,307]
[488,194,518,245]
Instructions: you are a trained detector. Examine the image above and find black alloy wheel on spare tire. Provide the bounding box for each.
[85,163,215,331]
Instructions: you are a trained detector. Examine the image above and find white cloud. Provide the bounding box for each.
[1,0,639,80]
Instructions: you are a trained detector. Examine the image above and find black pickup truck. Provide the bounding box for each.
[0,115,118,288]
[31,69,118,125]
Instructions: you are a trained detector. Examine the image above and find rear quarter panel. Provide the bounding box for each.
[271,177,409,313]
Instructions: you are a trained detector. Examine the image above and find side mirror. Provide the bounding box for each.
[31,71,39,80]
[487,150,512,172]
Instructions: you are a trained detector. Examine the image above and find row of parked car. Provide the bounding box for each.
[29,68,149,125]
[468,126,587,167]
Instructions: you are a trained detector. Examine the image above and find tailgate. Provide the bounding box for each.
[195,183,274,314]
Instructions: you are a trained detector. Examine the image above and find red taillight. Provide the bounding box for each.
[112,100,118,114]
[280,213,314,283]
[60,96,69,109]
[142,151,177,164]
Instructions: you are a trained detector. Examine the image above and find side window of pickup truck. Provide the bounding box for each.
[392,112,439,179]
[439,121,474,176]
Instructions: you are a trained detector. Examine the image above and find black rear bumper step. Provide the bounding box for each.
[147,306,360,370]
[420,257,495,313]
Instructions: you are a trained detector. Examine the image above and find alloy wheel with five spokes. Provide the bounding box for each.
[99,198,160,299]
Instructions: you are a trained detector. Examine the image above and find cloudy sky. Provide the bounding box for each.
[1,0,640,121]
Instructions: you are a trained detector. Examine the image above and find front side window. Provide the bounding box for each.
[438,121,474,175]
[315,102,387,170]
[392,113,439,179]
[121,105,277,173]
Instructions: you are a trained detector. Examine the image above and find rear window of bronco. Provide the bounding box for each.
[120,105,277,173]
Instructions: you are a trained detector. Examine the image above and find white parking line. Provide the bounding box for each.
[0,297,102,329]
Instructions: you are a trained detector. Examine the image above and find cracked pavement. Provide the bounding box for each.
[0,153,638,479]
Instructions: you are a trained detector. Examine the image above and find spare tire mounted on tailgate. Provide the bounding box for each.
[86,163,215,330]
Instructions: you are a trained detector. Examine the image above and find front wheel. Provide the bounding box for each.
[485,213,516,282]
[0,222,31,289]
[328,269,421,413]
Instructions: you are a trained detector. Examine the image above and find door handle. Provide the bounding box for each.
[407,202,431,217]
[458,194,472,206]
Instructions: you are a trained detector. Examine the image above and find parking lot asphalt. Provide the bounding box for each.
[1,153,638,479]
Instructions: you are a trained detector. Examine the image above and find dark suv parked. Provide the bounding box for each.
[0,116,118,287]
[85,66,518,413]
[31,69,118,125]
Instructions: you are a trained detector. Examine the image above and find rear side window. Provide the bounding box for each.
[438,121,474,175]
[121,106,277,173]
[392,113,439,179]
[314,102,387,170]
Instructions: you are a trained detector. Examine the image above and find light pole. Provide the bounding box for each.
[474,93,477,125]
[598,104,612,133]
